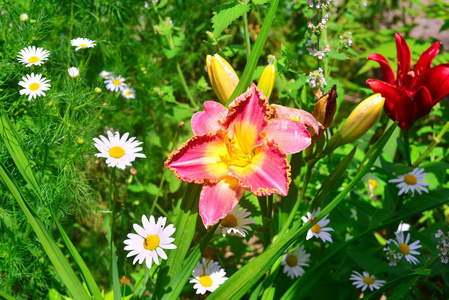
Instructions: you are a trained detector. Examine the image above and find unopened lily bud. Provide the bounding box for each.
[206,54,239,105]
[338,93,385,145]
[257,63,276,99]
[313,85,337,129]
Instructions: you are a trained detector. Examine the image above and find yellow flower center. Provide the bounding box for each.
[399,243,410,255]
[28,56,39,63]
[286,255,297,267]
[311,224,321,234]
[223,134,253,168]
[109,146,125,159]
[79,43,87,47]
[125,91,131,96]
[221,214,237,228]
[29,83,40,91]
[404,174,417,185]
[113,79,121,86]
[143,234,160,251]
[199,275,213,287]
[363,276,375,285]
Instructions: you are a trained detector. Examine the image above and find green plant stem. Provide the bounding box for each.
[258,196,270,248]
[402,129,412,166]
[176,62,198,109]
[243,12,251,59]
[413,121,449,167]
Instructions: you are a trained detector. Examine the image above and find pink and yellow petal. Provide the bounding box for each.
[191,101,228,136]
[260,119,311,155]
[270,104,321,135]
[228,139,290,196]
[165,131,229,183]
[199,177,245,228]
[222,84,271,154]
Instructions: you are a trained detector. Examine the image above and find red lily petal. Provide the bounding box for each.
[222,84,270,154]
[367,53,395,85]
[260,119,311,155]
[199,177,245,228]
[413,86,433,120]
[191,101,227,136]
[366,79,401,119]
[228,139,290,196]
[414,63,449,105]
[269,104,321,135]
[413,42,442,77]
[395,33,411,88]
[165,130,229,183]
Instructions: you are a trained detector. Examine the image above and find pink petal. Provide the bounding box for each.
[395,33,411,88]
[199,177,245,228]
[270,104,321,135]
[260,119,311,154]
[222,84,270,154]
[413,42,442,77]
[368,53,395,85]
[164,131,229,183]
[228,139,290,196]
[191,101,228,136]
[414,64,449,105]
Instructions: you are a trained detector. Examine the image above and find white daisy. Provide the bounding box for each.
[100,70,114,79]
[20,13,28,22]
[123,215,176,269]
[190,258,228,295]
[68,67,79,78]
[219,205,256,237]
[385,230,422,265]
[17,46,50,67]
[105,75,127,92]
[93,131,146,170]
[70,37,96,51]
[388,168,430,196]
[18,73,51,100]
[121,87,136,99]
[350,271,386,292]
[281,244,310,279]
[301,209,334,243]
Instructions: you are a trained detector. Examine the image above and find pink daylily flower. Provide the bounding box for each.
[165,84,312,228]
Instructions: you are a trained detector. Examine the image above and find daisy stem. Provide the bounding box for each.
[402,129,412,166]
[413,121,449,167]
[109,168,118,259]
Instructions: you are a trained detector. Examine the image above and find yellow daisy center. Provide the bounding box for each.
[363,276,375,285]
[286,255,297,267]
[113,79,121,85]
[143,234,160,251]
[28,56,39,63]
[199,275,213,287]
[109,146,125,159]
[404,174,417,185]
[311,223,321,234]
[79,43,87,47]
[125,91,131,96]
[399,243,410,255]
[221,214,238,228]
[29,83,40,91]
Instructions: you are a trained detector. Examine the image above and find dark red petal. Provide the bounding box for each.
[366,79,400,119]
[413,42,441,77]
[413,86,433,120]
[414,63,449,105]
[367,53,395,85]
[395,33,411,88]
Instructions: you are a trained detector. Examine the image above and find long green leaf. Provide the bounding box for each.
[0,163,91,300]
[0,290,16,300]
[52,212,103,300]
[225,0,280,106]
[153,183,201,299]
[112,242,122,300]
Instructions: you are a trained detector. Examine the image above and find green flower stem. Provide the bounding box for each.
[402,129,412,166]
[258,196,270,249]
[243,12,251,59]
[413,121,449,167]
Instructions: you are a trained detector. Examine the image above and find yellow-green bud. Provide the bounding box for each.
[338,93,385,145]
[95,87,102,93]
[206,54,239,105]
[257,64,276,100]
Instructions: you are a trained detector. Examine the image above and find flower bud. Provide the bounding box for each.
[257,63,276,99]
[68,67,80,78]
[20,13,28,22]
[206,54,239,105]
[310,85,337,142]
[338,93,385,145]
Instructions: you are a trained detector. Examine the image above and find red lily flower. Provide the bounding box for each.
[366,33,449,130]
